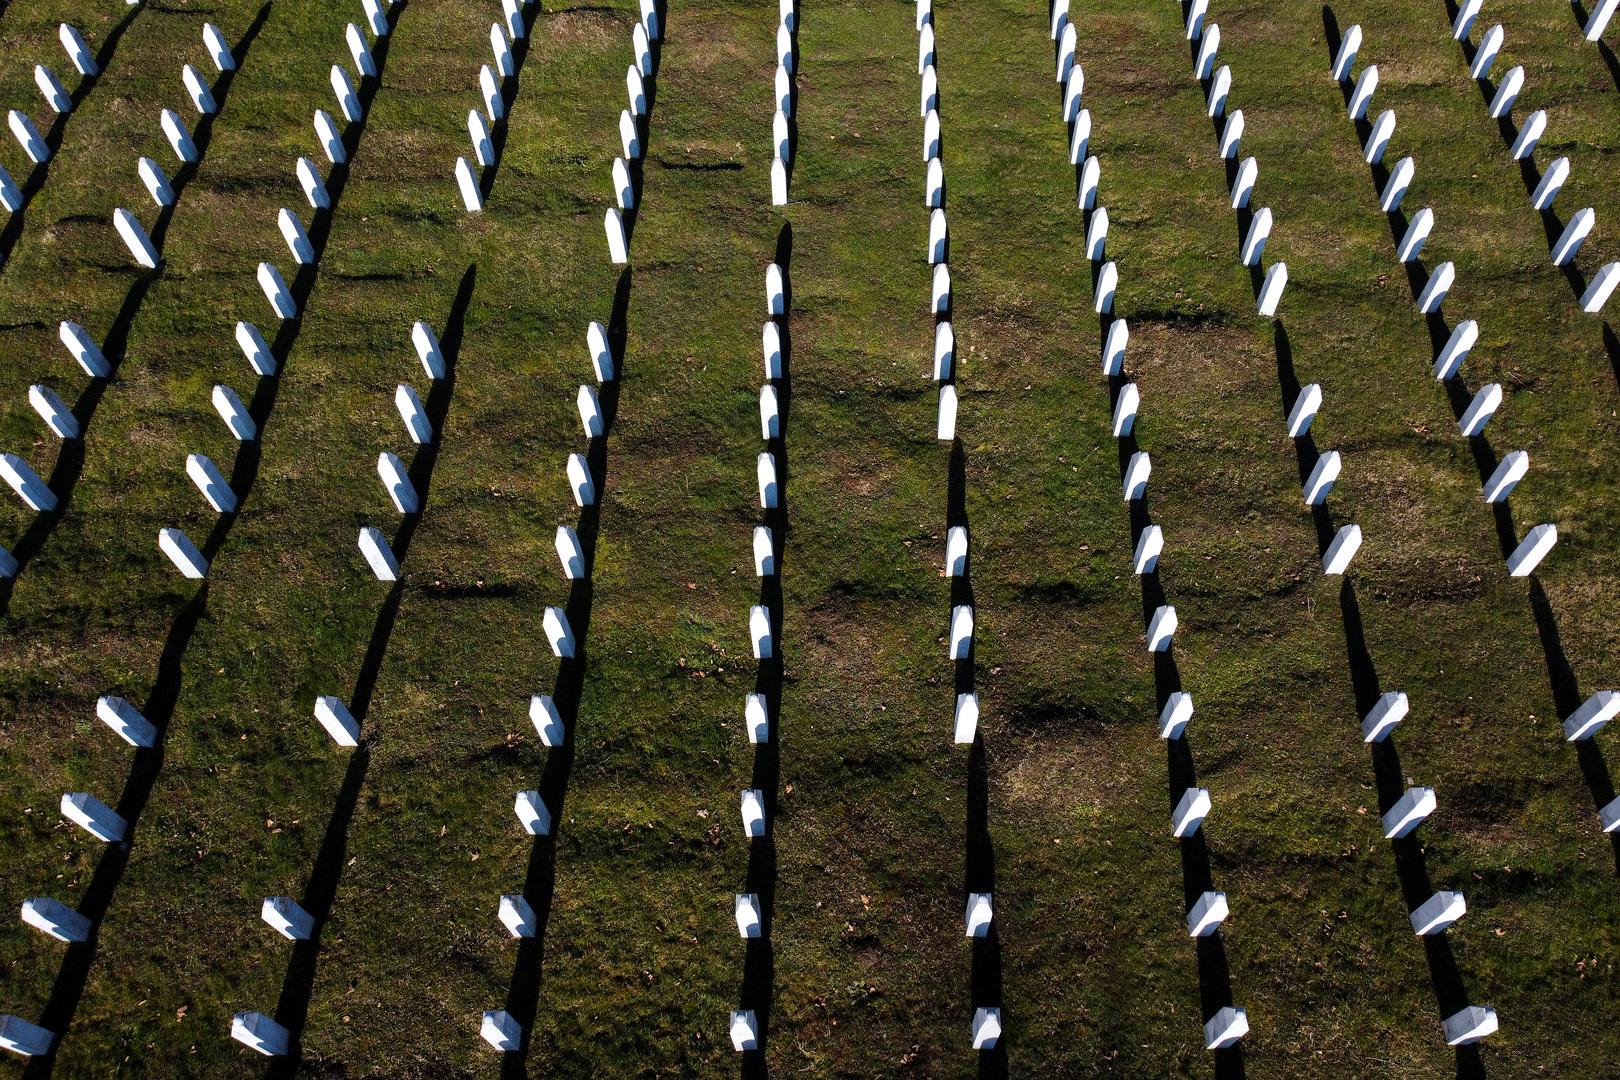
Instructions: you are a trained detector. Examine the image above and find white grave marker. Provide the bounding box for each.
[1111,382,1139,436]
[1,454,56,512]
[213,384,256,440]
[113,208,159,269]
[61,791,126,841]
[1204,1007,1248,1050]
[1133,525,1163,575]
[730,1010,760,1051]
[21,898,91,943]
[1230,156,1257,209]
[1147,604,1178,652]
[97,695,155,747]
[741,788,766,836]
[746,692,770,743]
[358,526,400,580]
[1482,450,1528,503]
[230,1013,288,1057]
[735,893,762,938]
[1470,25,1503,81]
[754,525,775,577]
[1257,261,1288,317]
[1303,450,1340,505]
[530,694,565,745]
[1187,890,1227,937]
[516,788,554,834]
[377,451,418,514]
[1322,523,1362,575]
[257,262,297,320]
[236,321,275,376]
[29,385,78,439]
[1411,891,1466,936]
[8,111,48,164]
[1510,109,1545,160]
[138,156,174,207]
[1581,262,1620,313]
[314,695,359,746]
[1159,691,1193,739]
[499,894,536,937]
[1507,523,1556,576]
[1383,786,1436,838]
[1564,691,1620,741]
[1551,207,1594,266]
[60,24,98,76]
[751,605,773,659]
[1348,65,1378,120]
[480,1010,522,1051]
[1443,1006,1497,1046]
[35,65,70,114]
[203,23,235,72]
[60,321,109,378]
[1458,382,1502,436]
[971,1007,1002,1050]
[1287,384,1322,437]
[158,527,208,578]
[1172,787,1211,837]
[1123,451,1151,501]
[187,453,236,513]
[1332,24,1361,81]
[262,896,315,939]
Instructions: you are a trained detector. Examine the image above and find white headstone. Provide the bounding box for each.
[315,109,347,165]
[182,63,216,115]
[230,1012,288,1056]
[1230,156,1256,209]
[60,791,126,841]
[750,605,773,658]
[1332,24,1362,81]
[113,208,159,269]
[1322,523,1362,575]
[138,156,174,207]
[1240,206,1271,266]
[187,452,236,513]
[1069,108,1091,164]
[777,23,795,73]
[481,65,505,121]
[773,109,790,163]
[1443,1005,1497,1046]
[1510,109,1545,160]
[455,155,483,212]
[775,62,791,115]
[933,322,954,381]
[0,165,20,213]
[9,110,48,164]
[1416,262,1454,314]
[771,157,788,206]
[741,788,766,836]
[1482,450,1528,504]
[753,525,775,576]
[1380,155,1414,213]
[1194,23,1220,80]
[568,452,596,506]
[1433,320,1478,380]
[1469,25,1503,81]
[1507,523,1556,577]
[1219,109,1244,159]
[530,693,565,745]
[277,208,313,264]
[160,107,197,163]
[1204,1006,1248,1049]
[578,383,605,439]
[1186,0,1208,41]
[1488,65,1523,118]
[257,261,297,320]
[590,321,617,382]
[35,65,70,114]
[1563,691,1620,741]
[1123,451,1151,502]
[932,263,951,314]
[1258,261,1288,317]
[953,692,979,744]
[469,109,493,168]
[314,694,360,746]
[1101,317,1128,374]
[96,695,155,747]
[971,1007,1002,1050]
[499,893,536,937]
[1551,207,1594,267]
[1396,207,1432,263]
[158,527,208,578]
[1111,382,1139,436]
[261,896,315,939]
[735,893,762,938]
[1051,0,1069,39]
[515,789,553,834]
[949,604,973,660]
[60,321,109,378]
[937,384,957,441]
[21,897,91,943]
[213,383,256,440]
[1079,154,1099,209]
[730,1009,760,1051]
[1287,383,1322,437]
[1603,796,1620,832]
[1056,23,1076,83]
[396,384,432,443]
[1383,786,1436,838]
[746,692,770,743]
[365,0,390,37]
[1303,449,1340,505]
[1586,0,1619,40]
[1095,260,1118,314]
[29,384,78,439]
[1458,382,1502,437]
[761,321,781,379]
[604,208,629,264]
[1,453,56,512]
[1453,0,1482,40]
[1364,109,1395,165]
[480,1009,522,1051]
[1207,65,1231,118]
[377,451,418,514]
[928,208,947,264]
[1187,890,1227,937]
[1581,262,1620,313]
[757,451,779,508]
[627,65,647,119]
[612,156,635,210]
[965,892,993,938]
[1086,206,1109,262]
[759,384,779,440]
[358,526,400,581]
[1532,156,1569,211]
[1348,64,1378,120]
[1361,690,1408,742]
[203,23,235,72]
[923,108,940,162]
[1147,604,1177,652]
[1133,525,1163,575]
[1172,787,1211,837]
[1159,691,1193,739]
[1411,891,1466,936]
[1063,65,1085,122]
[60,23,98,76]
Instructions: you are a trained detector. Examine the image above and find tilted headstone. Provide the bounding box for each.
[161,108,198,163]
[138,156,174,207]
[1230,156,1256,209]
[1287,383,1322,437]
[741,788,767,836]
[530,693,565,745]
[377,451,418,514]
[1551,207,1594,266]
[928,208,947,264]
[213,383,257,440]
[923,108,940,161]
[1411,891,1466,936]
[1507,523,1556,577]
[1147,604,1177,652]
[469,109,493,168]
[771,157,788,206]
[456,156,484,212]
[1416,262,1454,314]
[358,525,401,581]
[1488,65,1523,118]
[1303,449,1340,505]
[965,892,993,938]
[1187,890,1227,937]
[1587,0,1620,40]
[21,897,91,943]
[60,321,109,378]
[61,791,126,841]
[331,64,362,123]
[395,383,432,444]
[236,321,276,376]
[1364,109,1394,165]
[1111,381,1139,436]
[2,1015,56,1056]
[750,604,773,659]
[1159,691,1193,739]
[314,694,359,746]
[937,384,958,441]
[29,384,79,439]
[1482,450,1527,504]
[613,156,635,209]
[9,110,49,164]
[1095,260,1118,314]
[0,165,20,212]
[1206,65,1231,119]
[1171,787,1211,837]
[314,108,346,163]
[1069,108,1091,164]
[934,322,954,381]
[1361,690,1408,742]
[1458,382,1502,437]
[1443,1006,1497,1046]
[949,604,973,660]
[1383,786,1436,838]
[926,156,943,210]
[1257,261,1287,317]
[365,0,390,37]
[1331,24,1361,82]
[1453,0,1482,40]
[1380,155,1414,212]
[187,453,237,513]
[1531,156,1568,211]
[1186,0,1208,41]
[1563,691,1619,741]
[1396,207,1432,263]
[1219,109,1243,160]
[730,1009,760,1051]
[1240,206,1271,266]
[1194,23,1220,80]
[278,208,314,264]
[35,65,70,114]
[735,893,762,938]
[114,208,159,269]
[953,692,979,744]
[1133,524,1163,575]
[203,23,235,72]
[971,1007,1002,1050]
[1432,319,1478,380]
[766,262,786,315]
[568,451,597,506]
[261,896,314,939]
[544,607,575,659]
[746,691,770,743]
[1086,206,1109,262]
[579,383,605,439]
[60,23,98,76]
[1581,262,1620,313]
[605,208,628,264]
[1322,523,1362,575]
[1102,318,1128,374]
[1469,25,1503,81]
[1055,24,1074,83]
[753,525,775,577]
[97,695,155,747]
[158,527,208,578]
[515,788,554,834]
[757,451,779,508]
[1204,1006,1248,1050]
[1348,64,1378,120]
[182,63,216,115]
[1510,109,1545,160]
[1079,154,1099,209]
[590,321,617,382]
[1123,450,1150,501]
[231,1012,289,1056]
[775,62,792,115]
[480,1009,522,1051]
[481,65,505,122]
[932,263,950,313]
[1,453,57,512]
[1063,65,1084,122]
[499,894,536,937]
[258,261,297,320]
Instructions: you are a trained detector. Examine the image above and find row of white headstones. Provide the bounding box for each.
[454,0,535,211]
[1326,18,1620,787]
[1,17,120,214]
[1174,0,1504,1049]
[1051,0,1248,1054]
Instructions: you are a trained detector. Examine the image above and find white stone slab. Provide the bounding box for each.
[1123,451,1150,502]
[186,452,236,513]
[735,893,763,938]
[114,208,158,269]
[35,65,70,114]
[1111,382,1139,436]
[1364,109,1394,165]
[261,896,314,939]
[741,788,766,837]
[358,525,400,581]
[1159,691,1193,739]
[1095,260,1118,314]
[1322,523,1362,575]
[1348,64,1378,120]
[954,692,979,744]
[971,1007,1002,1050]
[1443,1005,1497,1046]
[396,384,432,443]
[480,1010,522,1051]
[213,383,256,440]
[1230,156,1256,209]
[1187,890,1227,937]
[203,23,235,72]
[9,110,48,164]
[753,525,775,577]
[29,384,77,439]
[1147,604,1177,652]
[1361,690,1408,743]
[21,897,91,943]
[1510,109,1545,160]
[751,604,773,659]
[61,791,125,842]
[530,693,565,745]
[746,691,770,743]
[231,1012,288,1056]
[1172,787,1210,837]
[1383,786,1436,839]
[1,453,55,512]
[316,108,347,164]
[60,23,98,76]
[97,695,155,747]
[1532,156,1568,211]
[949,604,973,660]
[514,789,553,835]
[1411,890,1466,936]
[1470,25,1503,80]
[1458,382,1501,437]
[1332,24,1361,81]
[1204,1006,1248,1050]
[928,208,947,264]
[544,606,575,658]
[1551,207,1594,267]
[1507,523,1556,577]
[1581,262,1620,313]
[730,1009,759,1051]
[590,321,617,382]
[314,694,359,746]
[138,156,174,207]
[499,894,536,937]
[1303,449,1340,505]
[1133,525,1163,575]
[158,527,208,578]
[1564,691,1620,741]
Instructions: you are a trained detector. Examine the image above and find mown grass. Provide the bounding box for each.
[0,0,1618,1077]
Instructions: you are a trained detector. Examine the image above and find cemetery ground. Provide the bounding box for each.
[0,0,1618,1075]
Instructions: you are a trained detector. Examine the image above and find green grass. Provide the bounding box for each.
[1,0,1619,1075]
